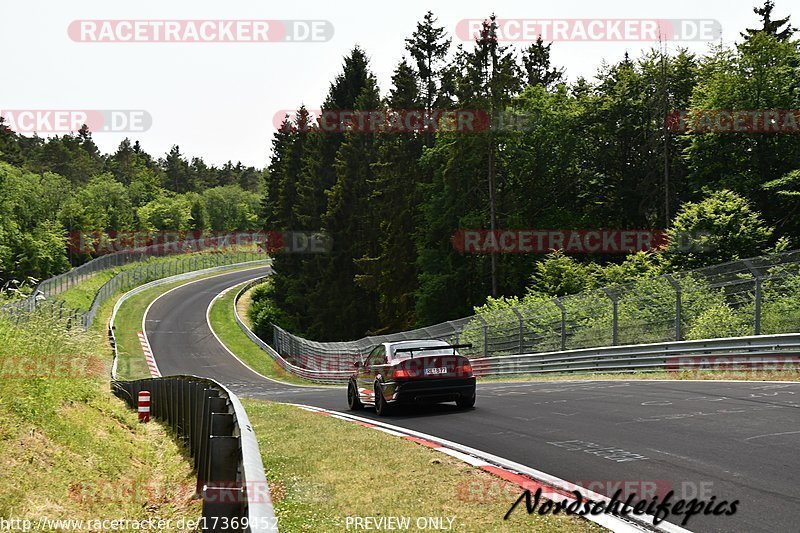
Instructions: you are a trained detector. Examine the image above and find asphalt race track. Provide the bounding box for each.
[144,268,800,533]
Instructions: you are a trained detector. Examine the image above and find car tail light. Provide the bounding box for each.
[455,362,473,377]
[393,368,411,380]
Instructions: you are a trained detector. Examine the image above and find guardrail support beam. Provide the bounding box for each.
[553,298,567,351]
[664,274,682,341]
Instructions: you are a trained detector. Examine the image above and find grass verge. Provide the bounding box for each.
[208,282,324,387]
[0,311,200,522]
[243,400,603,533]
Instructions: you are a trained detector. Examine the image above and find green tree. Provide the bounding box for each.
[742,1,796,41]
[312,75,384,339]
[527,251,597,298]
[405,11,452,113]
[358,61,425,331]
[0,117,23,165]
[661,189,774,270]
[521,36,564,89]
[415,15,521,323]
[202,186,260,231]
[278,46,375,338]
[14,221,70,281]
[163,145,192,193]
[685,32,800,225]
[137,196,192,232]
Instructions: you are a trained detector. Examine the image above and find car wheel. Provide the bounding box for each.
[456,393,475,409]
[374,384,391,416]
[347,381,363,410]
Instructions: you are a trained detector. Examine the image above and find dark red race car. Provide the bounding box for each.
[347,339,476,415]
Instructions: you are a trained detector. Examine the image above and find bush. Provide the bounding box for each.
[761,272,800,334]
[661,189,773,271]
[686,303,752,340]
[248,283,298,342]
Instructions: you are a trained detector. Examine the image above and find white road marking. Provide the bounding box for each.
[287,403,693,533]
[744,430,800,441]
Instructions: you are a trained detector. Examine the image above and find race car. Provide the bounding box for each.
[347,339,476,415]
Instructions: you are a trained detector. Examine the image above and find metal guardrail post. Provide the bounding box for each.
[601,288,618,346]
[553,298,567,351]
[743,260,763,336]
[470,314,489,357]
[510,307,525,354]
[664,274,682,341]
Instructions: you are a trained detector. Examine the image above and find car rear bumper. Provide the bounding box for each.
[390,377,476,404]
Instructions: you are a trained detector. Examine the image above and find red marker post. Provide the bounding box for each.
[138,391,151,423]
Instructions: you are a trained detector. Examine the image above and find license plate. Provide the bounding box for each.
[424,367,448,375]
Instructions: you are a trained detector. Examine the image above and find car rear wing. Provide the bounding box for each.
[393,343,473,356]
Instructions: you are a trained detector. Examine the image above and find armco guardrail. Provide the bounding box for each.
[469,333,800,377]
[237,281,800,383]
[113,376,278,532]
[233,278,349,385]
[271,249,800,363]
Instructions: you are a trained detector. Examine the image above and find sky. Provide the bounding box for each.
[0,1,777,167]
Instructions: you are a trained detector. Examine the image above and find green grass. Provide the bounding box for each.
[207,282,326,387]
[56,270,120,311]
[113,265,271,381]
[0,310,201,522]
[243,401,602,533]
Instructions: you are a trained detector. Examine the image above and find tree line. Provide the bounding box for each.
[255,3,800,341]
[0,128,263,287]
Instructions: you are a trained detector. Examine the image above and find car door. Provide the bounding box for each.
[359,345,386,403]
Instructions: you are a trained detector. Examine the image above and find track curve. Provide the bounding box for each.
[144,269,800,533]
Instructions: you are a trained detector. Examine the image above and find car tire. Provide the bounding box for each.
[374,383,391,416]
[456,393,476,409]
[347,381,364,410]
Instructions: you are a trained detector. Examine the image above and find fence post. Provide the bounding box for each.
[553,298,567,351]
[472,314,489,357]
[601,288,619,346]
[664,274,682,341]
[743,260,762,336]
[510,307,525,354]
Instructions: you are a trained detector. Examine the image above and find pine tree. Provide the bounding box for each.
[742,1,796,41]
[311,76,383,339]
[0,116,23,166]
[268,47,375,338]
[521,36,565,89]
[163,145,191,193]
[358,60,425,331]
[415,15,521,323]
[405,11,451,113]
